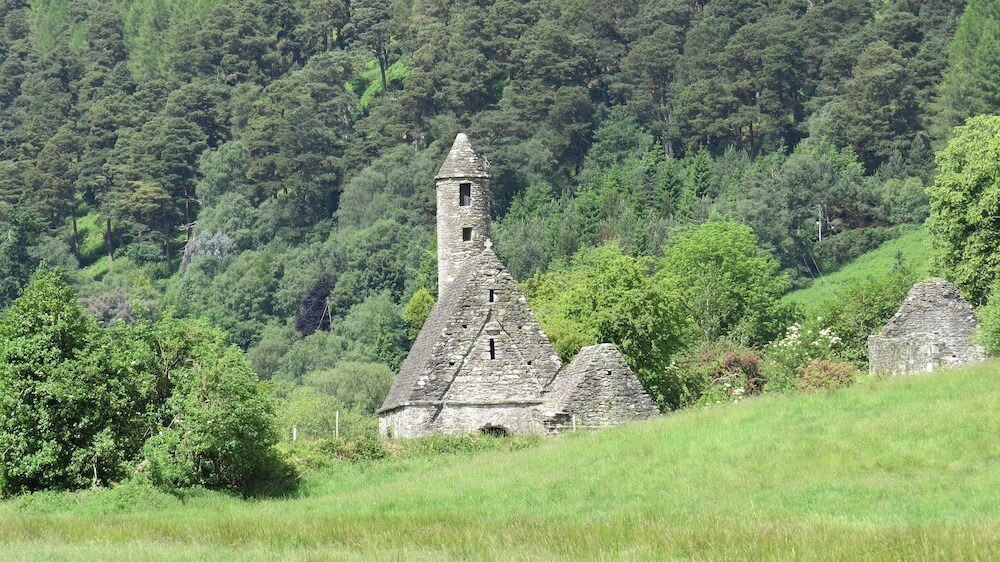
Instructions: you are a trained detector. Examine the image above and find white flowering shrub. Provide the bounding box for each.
[763,320,844,392]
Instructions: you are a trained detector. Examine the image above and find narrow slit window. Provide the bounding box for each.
[462,227,473,241]
[459,183,472,206]
[489,338,496,359]
[489,289,495,302]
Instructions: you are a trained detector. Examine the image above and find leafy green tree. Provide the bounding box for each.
[0,270,155,493]
[404,287,434,340]
[658,221,794,345]
[934,0,1000,138]
[302,361,394,414]
[523,244,695,408]
[927,115,1000,303]
[143,341,283,494]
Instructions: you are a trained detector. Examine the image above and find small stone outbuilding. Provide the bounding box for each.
[540,344,659,432]
[868,278,985,375]
[378,134,659,438]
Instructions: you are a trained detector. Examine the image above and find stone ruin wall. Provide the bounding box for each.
[869,278,985,375]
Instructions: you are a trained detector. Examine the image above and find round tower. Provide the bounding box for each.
[435,133,490,295]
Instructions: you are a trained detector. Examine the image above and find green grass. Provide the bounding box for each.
[784,226,933,316]
[355,59,411,112]
[2,362,999,558]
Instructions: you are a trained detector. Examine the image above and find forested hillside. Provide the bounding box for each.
[1,0,998,445]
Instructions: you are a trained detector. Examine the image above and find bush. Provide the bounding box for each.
[0,270,158,494]
[0,272,295,497]
[763,323,844,392]
[813,227,897,273]
[317,435,388,462]
[975,283,1000,356]
[796,359,860,393]
[665,340,764,409]
[278,387,380,441]
[813,265,918,366]
[303,362,394,414]
[140,337,293,496]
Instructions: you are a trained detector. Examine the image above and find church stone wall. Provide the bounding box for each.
[433,404,544,435]
[379,406,436,439]
[869,278,985,375]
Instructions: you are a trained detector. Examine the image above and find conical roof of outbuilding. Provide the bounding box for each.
[435,133,489,180]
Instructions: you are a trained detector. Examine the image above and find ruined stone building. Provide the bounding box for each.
[869,278,985,375]
[378,134,659,438]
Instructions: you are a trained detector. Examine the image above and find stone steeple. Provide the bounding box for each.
[435,133,491,295]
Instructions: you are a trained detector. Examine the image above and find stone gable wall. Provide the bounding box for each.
[869,278,985,374]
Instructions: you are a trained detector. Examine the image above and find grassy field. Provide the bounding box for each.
[784,227,933,317]
[2,362,999,559]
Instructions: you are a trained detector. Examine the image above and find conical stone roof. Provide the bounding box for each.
[435,133,489,180]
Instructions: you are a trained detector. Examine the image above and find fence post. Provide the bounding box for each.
[572,415,577,432]
[335,410,340,439]
[292,425,298,442]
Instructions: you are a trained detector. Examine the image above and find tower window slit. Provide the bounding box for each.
[462,227,472,241]
[489,338,496,359]
[489,289,495,302]
[459,183,471,206]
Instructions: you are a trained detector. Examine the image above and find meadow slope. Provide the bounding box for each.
[784,227,932,317]
[2,363,999,559]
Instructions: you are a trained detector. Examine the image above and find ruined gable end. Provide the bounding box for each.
[868,278,985,375]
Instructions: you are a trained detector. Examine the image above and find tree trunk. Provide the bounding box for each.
[71,206,79,256]
[378,48,388,93]
[105,216,114,263]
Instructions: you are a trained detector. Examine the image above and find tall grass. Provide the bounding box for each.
[1,363,998,558]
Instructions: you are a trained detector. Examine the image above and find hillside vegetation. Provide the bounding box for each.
[784,226,932,316]
[2,364,998,558]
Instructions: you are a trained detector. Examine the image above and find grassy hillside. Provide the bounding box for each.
[784,227,933,316]
[2,362,999,558]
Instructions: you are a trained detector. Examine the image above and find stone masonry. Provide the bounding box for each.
[868,278,985,375]
[540,344,659,432]
[379,134,659,438]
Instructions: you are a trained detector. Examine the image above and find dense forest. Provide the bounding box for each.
[0,0,999,493]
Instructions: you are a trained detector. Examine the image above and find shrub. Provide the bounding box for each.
[0,271,158,494]
[665,340,764,409]
[278,388,380,441]
[813,226,897,273]
[317,435,388,462]
[303,362,395,414]
[796,359,860,393]
[975,283,1000,356]
[0,272,295,497]
[813,265,918,365]
[763,323,843,392]
[141,342,291,495]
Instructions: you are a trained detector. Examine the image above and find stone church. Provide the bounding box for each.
[378,134,658,438]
